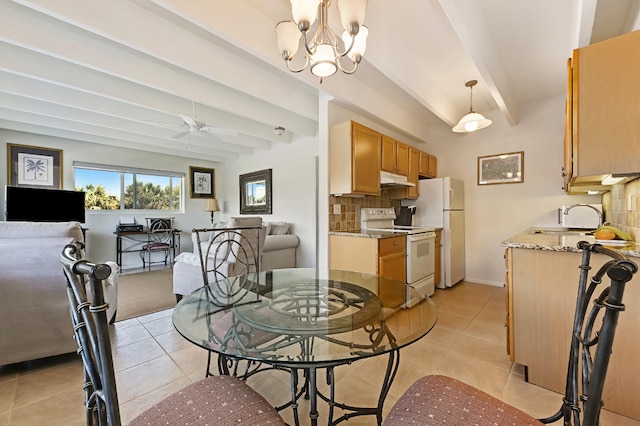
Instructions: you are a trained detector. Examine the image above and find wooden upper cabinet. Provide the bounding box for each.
[568,30,640,180]
[381,136,409,176]
[562,57,573,192]
[419,151,437,178]
[329,121,381,196]
[406,148,419,199]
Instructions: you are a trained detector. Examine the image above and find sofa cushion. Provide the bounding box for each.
[265,221,289,235]
[0,221,84,242]
[263,234,299,251]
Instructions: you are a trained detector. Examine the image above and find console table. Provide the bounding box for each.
[114,229,181,268]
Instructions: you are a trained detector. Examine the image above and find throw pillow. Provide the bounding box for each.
[269,222,289,235]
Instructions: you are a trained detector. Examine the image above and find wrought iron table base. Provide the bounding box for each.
[214,350,399,426]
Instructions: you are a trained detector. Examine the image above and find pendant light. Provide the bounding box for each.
[452,80,492,133]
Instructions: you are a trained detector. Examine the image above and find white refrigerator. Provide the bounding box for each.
[403,177,465,288]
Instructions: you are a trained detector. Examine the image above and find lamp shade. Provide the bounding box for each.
[205,198,220,212]
[342,25,368,62]
[276,21,301,59]
[452,112,492,133]
[290,0,321,26]
[338,0,368,31]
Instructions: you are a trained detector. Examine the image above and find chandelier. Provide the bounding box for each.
[452,80,492,133]
[275,0,369,80]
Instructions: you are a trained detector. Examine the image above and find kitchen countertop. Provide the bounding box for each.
[501,227,640,258]
[329,230,405,239]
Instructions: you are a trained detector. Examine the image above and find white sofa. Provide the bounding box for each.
[172,218,299,298]
[0,221,118,366]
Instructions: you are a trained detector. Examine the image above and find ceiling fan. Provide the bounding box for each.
[149,101,237,139]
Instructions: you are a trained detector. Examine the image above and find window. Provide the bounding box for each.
[74,162,183,212]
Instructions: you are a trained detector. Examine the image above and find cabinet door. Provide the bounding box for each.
[406,148,419,199]
[562,57,573,192]
[428,155,437,178]
[352,122,382,195]
[381,136,397,173]
[396,142,409,176]
[434,230,442,286]
[574,30,640,176]
[379,252,406,282]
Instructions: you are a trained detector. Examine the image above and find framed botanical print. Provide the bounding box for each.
[478,151,524,185]
[7,143,62,189]
[189,166,215,198]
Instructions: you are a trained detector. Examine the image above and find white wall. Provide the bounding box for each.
[426,95,599,285]
[217,135,318,269]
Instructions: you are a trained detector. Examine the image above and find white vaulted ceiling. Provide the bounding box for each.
[1,0,639,162]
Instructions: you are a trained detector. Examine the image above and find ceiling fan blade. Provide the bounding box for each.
[172,130,190,139]
[179,114,197,127]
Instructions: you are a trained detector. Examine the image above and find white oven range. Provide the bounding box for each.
[361,208,436,306]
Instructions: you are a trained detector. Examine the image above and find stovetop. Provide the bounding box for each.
[360,207,434,234]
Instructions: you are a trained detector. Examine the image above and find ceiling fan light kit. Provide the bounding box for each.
[276,0,369,80]
[452,79,492,133]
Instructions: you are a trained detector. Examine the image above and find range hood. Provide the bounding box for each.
[380,171,415,187]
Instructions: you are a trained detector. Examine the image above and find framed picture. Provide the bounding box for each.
[478,151,524,185]
[240,169,272,214]
[189,166,215,198]
[7,143,62,189]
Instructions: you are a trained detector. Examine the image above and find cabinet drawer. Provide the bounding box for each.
[379,236,405,256]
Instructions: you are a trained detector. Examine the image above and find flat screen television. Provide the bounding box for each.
[4,186,86,223]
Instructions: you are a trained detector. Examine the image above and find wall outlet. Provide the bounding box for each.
[333,204,341,214]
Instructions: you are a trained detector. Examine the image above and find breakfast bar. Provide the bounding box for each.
[502,228,640,421]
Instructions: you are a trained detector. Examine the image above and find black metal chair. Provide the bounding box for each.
[140,217,174,269]
[384,241,637,426]
[60,242,285,426]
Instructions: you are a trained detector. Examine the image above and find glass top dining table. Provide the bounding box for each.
[172,268,437,425]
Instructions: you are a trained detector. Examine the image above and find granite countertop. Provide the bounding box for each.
[501,227,640,258]
[329,230,406,239]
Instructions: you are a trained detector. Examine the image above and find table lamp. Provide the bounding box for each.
[205,198,220,226]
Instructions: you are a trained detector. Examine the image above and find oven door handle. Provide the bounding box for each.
[408,232,435,242]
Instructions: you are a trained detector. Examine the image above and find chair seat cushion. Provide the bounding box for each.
[384,375,542,426]
[141,242,170,250]
[129,375,284,425]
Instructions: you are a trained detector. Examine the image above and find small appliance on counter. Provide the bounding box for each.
[394,205,416,226]
[558,204,603,229]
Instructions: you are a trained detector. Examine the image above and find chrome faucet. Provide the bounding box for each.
[563,204,603,226]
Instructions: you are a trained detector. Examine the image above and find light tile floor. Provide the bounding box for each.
[1,282,639,425]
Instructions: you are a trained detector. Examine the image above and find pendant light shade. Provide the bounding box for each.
[452,80,492,133]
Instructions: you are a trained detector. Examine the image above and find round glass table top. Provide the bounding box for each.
[172,268,437,366]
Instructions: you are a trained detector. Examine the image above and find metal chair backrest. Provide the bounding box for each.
[540,241,637,425]
[145,217,174,245]
[60,242,121,426]
[193,226,265,301]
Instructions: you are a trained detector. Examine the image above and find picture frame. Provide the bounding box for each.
[189,166,215,198]
[240,169,272,214]
[478,151,524,185]
[7,143,63,189]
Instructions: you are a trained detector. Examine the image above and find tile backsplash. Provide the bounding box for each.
[329,193,401,232]
[602,179,640,241]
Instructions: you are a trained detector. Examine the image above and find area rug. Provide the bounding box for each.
[115,268,176,321]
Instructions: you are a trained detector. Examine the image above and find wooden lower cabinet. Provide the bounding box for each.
[434,230,442,287]
[329,234,406,282]
[507,248,640,421]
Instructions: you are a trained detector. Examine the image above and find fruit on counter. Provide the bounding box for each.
[594,229,616,240]
[594,225,633,241]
